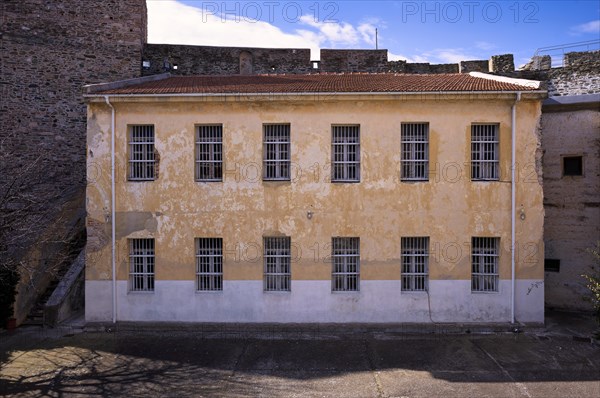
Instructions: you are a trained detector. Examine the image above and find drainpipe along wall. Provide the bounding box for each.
[511,92,521,324]
[104,96,117,324]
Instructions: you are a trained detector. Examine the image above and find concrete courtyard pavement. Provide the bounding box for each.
[0,313,599,397]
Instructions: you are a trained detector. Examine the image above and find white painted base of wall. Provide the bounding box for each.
[85,279,544,323]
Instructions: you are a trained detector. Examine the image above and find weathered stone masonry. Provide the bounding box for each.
[142,44,312,76]
[319,49,388,73]
[1,0,147,324]
[520,51,600,97]
[547,51,600,96]
[541,99,600,311]
[1,0,146,198]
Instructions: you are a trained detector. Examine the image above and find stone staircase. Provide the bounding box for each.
[21,229,85,327]
[21,266,70,326]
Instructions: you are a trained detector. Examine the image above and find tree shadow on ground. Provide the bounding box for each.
[1,329,599,397]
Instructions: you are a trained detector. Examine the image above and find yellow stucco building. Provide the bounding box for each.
[84,73,546,324]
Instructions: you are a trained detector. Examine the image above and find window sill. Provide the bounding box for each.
[561,175,584,179]
[471,290,500,294]
[331,290,360,294]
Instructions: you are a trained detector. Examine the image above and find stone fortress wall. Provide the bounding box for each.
[1,0,148,324]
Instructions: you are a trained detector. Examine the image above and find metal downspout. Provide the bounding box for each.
[511,92,521,324]
[104,96,117,324]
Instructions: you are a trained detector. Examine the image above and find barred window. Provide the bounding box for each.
[332,125,360,182]
[472,237,500,292]
[263,124,290,180]
[332,237,360,292]
[401,123,429,181]
[562,155,583,177]
[196,238,223,291]
[263,237,291,291]
[195,125,223,181]
[471,124,499,181]
[128,125,156,181]
[129,239,155,292]
[401,237,429,291]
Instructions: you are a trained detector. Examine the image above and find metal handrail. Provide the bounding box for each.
[533,40,600,67]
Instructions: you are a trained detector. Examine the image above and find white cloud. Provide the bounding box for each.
[357,23,377,47]
[570,20,600,35]
[387,52,409,62]
[434,49,478,63]
[408,49,478,64]
[148,1,319,55]
[475,41,495,51]
[147,0,381,60]
[299,15,360,47]
[410,54,431,63]
[148,1,490,67]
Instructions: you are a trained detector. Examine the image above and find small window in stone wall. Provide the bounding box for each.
[544,259,560,273]
[239,51,253,75]
[562,155,583,177]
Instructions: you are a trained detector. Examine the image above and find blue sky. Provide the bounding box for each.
[147,1,600,67]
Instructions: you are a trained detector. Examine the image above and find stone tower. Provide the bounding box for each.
[0,0,147,323]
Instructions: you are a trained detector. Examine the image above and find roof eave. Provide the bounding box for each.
[85,90,547,102]
[82,73,172,95]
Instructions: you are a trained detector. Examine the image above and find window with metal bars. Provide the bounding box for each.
[195,125,223,181]
[471,237,500,292]
[128,125,156,181]
[401,237,429,291]
[562,155,583,177]
[196,238,223,291]
[263,237,291,291]
[471,124,499,181]
[129,239,155,292]
[401,123,429,181]
[332,237,360,292]
[332,125,360,182]
[263,124,290,180]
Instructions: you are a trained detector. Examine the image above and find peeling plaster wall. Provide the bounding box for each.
[85,95,544,323]
[542,108,600,311]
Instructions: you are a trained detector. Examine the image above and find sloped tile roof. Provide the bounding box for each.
[96,73,541,95]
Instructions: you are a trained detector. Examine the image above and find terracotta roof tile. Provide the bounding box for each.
[97,73,541,95]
